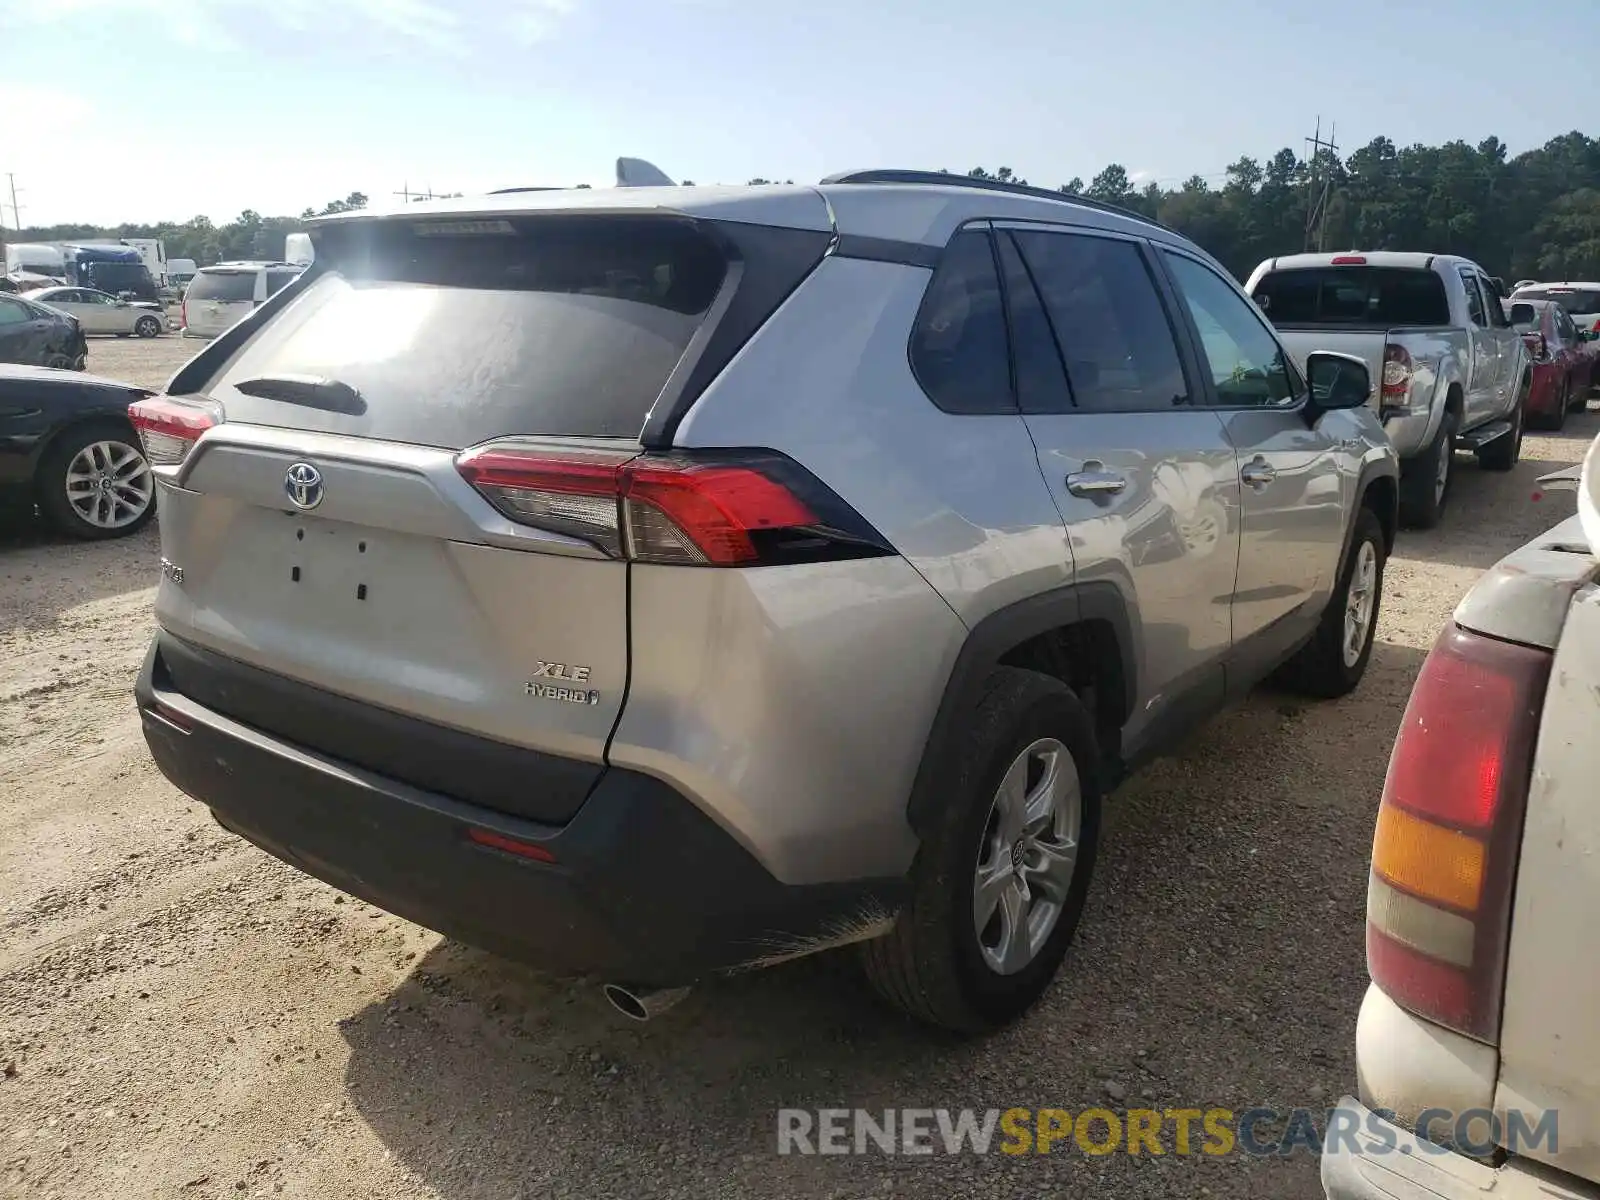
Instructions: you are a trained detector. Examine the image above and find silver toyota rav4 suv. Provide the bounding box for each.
[132,171,1398,1032]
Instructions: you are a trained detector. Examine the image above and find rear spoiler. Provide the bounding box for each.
[491,158,677,196]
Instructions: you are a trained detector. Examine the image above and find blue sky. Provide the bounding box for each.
[3,0,1596,227]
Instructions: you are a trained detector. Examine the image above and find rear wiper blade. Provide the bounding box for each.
[232,374,365,415]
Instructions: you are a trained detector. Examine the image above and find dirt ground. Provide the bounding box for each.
[3,334,1594,1200]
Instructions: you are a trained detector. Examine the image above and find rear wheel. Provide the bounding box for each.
[1275,507,1386,698]
[134,315,162,338]
[860,668,1101,1033]
[1399,410,1456,528]
[1478,377,1526,471]
[1533,378,1568,432]
[35,422,156,540]
[44,353,73,370]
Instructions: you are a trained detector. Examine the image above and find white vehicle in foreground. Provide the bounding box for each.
[1324,434,1600,1198]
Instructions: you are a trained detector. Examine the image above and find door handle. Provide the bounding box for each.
[1241,458,1277,487]
[1065,465,1127,497]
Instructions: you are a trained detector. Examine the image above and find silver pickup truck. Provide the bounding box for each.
[1245,252,1529,529]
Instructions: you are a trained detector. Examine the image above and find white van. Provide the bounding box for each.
[181,262,303,338]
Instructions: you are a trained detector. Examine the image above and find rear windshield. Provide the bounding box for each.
[208,216,727,445]
[1251,267,1451,327]
[189,271,258,304]
[1514,288,1600,316]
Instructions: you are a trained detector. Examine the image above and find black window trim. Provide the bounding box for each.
[991,218,1202,417]
[1155,245,1311,415]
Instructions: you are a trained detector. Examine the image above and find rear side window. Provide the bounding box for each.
[207,217,728,445]
[189,271,258,304]
[909,229,1012,414]
[264,270,298,297]
[1012,229,1189,412]
[1252,267,1451,327]
[0,298,30,326]
[1458,269,1487,327]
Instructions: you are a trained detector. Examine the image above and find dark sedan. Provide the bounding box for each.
[0,291,89,370]
[0,365,155,538]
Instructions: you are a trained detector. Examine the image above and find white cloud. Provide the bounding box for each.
[0,0,580,52]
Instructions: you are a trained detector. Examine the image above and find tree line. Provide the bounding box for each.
[12,131,1600,282]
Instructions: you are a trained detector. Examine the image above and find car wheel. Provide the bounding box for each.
[1274,507,1387,699]
[1478,376,1526,471]
[1534,378,1568,431]
[44,353,73,370]
[134,315,162,338]
[35,422,156,540]
[860,667,1101,1033]
[1399,409,1457,528]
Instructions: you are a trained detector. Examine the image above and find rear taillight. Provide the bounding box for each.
[128,396,221,466]
[1366,624,1551,1042]
[454,444,891,567]
[1522,332,1548,362]
[1381,343,1413,401]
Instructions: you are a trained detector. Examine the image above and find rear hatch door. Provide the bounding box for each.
[152,213,740,823]
[184,268,258,335]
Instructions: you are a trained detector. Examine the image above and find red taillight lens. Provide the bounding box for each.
[128,395,221,465]
[1367,624,1551,1042]
[454,444,888,567]
[1381,343,1413,400]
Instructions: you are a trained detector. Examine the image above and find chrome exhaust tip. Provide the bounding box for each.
[602,983,690,1022]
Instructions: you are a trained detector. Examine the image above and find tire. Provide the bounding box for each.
[1399,409,1457,529]
[44,353,73,370]
[1532,378,1567,432]
[860,667,1102,1033]
[35,421,156,540]
[1478,376,1526,471]
[1275,507,1386,699]
[134,315,162,338]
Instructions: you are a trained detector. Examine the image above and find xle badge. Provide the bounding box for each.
[525,662,599,706]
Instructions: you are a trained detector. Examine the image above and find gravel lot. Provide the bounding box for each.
[3,334,1593,1200]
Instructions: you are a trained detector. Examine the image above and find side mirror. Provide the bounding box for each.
[1305,350,1372,417]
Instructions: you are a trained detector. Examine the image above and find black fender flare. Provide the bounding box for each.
[904,580,1136,838]
[1344,455,1401,566]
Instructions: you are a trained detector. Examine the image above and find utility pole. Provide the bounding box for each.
[4,173,23,232]
[1303,118,1340,252]
[393,182,412,204]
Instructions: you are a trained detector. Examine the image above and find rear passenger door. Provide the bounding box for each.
[1457,267,1500,425]
[998,223,1241,759]
[1158,248,1348,686]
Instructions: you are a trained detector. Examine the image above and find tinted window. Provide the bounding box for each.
[1251,267,1451,326]
[264,270,298,297]
[1480,276,1510,327]
[188,271,258,304]
[1165,252,1298,408]
[210,216,729,445]
[1012,230,1188,412]
[1554,306,1578,343]
[909,228,1012,414]
[1458,269,1487,327]
[995,232,1071,412]
[0,298,30,326]
[1519,288,1600,316]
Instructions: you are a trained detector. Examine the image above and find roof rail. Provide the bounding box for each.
[820,169,1174,233]
[488,186,563,195]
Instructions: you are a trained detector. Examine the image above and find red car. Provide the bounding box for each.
[1506,297,1595,430]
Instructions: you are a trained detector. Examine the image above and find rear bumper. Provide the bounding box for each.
[136,636,902,986]
[1322,1097,1600,1199]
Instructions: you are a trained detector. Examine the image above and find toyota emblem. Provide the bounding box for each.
[284,462,325,510]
